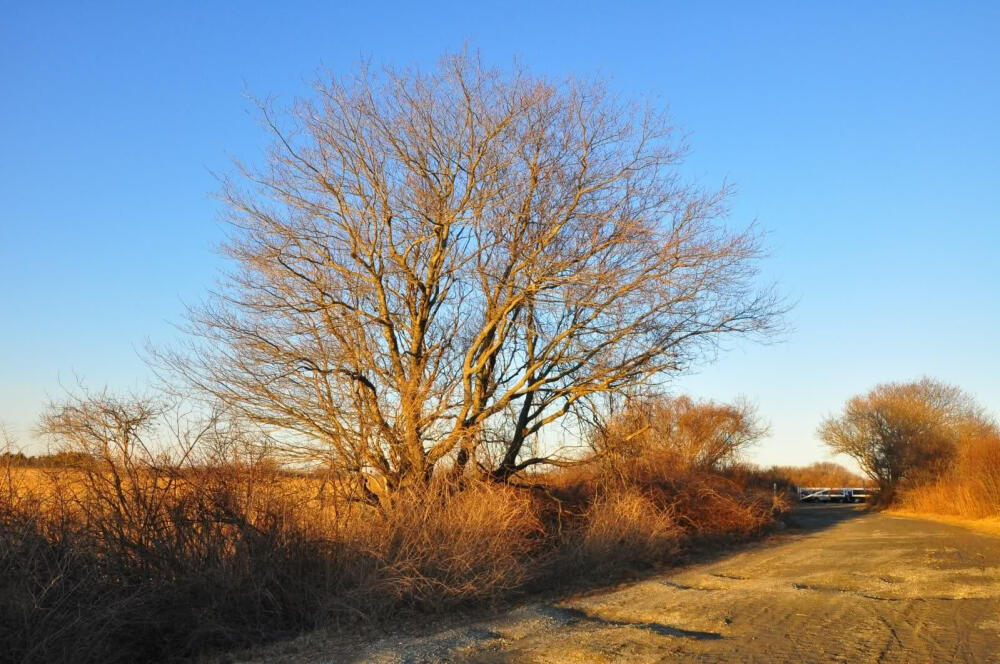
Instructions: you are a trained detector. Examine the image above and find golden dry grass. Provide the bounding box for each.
[896,432,1000,520]
[885,510,1000,538]
[1,447,783,664]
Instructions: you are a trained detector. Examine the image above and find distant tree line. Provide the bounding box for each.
[1,450,93,468]
[769,461,866,489]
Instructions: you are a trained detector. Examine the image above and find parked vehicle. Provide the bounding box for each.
[843,488,874,503]
[799,488,838,503]
[798,487,877,503]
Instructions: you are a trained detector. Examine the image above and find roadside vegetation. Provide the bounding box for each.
[895,422,1000,520]
[0,52,786,664]
[820,378,1000,520]
[0,392,785,664]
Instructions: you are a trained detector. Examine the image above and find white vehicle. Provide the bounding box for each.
[798,487,876,503]
[799,488,832,502]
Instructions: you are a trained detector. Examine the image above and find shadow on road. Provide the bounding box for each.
[533,605,724,641]
[783,503,872,532]
[293,503,1000,664]
[320,504,879,664]
[664,503,870,573]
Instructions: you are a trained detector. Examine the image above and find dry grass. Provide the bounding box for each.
[886,510,1000,538]
[896,431,1000,520]
[0,439,783,664]
[575,489,682,569]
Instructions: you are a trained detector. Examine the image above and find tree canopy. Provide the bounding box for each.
[165,52,781,501]
[818,377,986,497]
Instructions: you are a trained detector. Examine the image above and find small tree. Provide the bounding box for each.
[594,394,766,471]
[165,52,781,502]
[818,378,983,499]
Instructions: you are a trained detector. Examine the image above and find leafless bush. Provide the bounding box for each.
[575,489,681,569]
[593,394,767,481]
[1,394,339,664]
[357,481,543,609]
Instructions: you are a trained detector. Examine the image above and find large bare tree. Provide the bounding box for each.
[165,52,780,500]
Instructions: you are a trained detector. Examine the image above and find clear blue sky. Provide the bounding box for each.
[2,1,998,468]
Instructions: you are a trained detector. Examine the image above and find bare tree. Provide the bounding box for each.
[594,394,766,471]
[818,378,985,498]
[163,52,781,501]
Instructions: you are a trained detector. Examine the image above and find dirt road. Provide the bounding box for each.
[260,505,1000,663]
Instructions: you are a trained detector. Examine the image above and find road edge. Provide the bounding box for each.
[885,509,1000,538]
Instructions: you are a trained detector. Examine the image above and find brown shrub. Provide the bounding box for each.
[0,462,341,664]
[574,489,681,570]
[593,395,767,473]
[356,482,544,609]
[898,430,1000,519]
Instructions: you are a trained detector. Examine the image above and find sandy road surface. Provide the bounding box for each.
[257,505,1000,663]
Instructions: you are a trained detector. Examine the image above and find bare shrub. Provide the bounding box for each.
[576,489,680,569]
[0,394,339,664]
[594,395,766,475]
[770,461,866,488]
[359,481,543,609]
[587,394,773,542]
[667,470,778,536]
